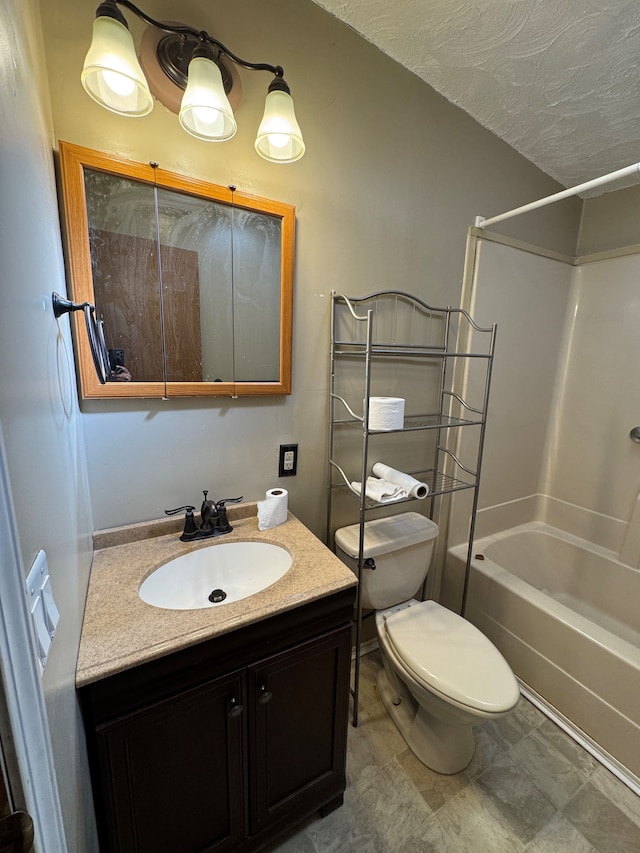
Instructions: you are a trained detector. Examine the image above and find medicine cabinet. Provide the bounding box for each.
[58,141,295,399]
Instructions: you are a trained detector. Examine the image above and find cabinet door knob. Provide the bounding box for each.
[258,686,273,705]
[228,697,244,718]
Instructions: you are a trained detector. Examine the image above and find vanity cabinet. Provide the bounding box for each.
[248,631,351,835]
[79,590,354,853]
[94,669,246,852]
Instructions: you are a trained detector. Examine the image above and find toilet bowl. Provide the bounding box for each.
[335,512,520,774]
[375,599,519,773]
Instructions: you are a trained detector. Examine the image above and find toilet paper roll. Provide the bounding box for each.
[257,488,289,530]
[368,397,405,431]
[372,462,429,499]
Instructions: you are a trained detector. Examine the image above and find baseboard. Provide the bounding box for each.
[352,637,378,661]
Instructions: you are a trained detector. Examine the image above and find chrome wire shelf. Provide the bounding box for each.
[331,413,484,432]
[333,469,475,508]
[333,343,493,359]
[326,290,496,729]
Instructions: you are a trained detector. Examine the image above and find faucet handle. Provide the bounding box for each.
[215,497,243,534]
[215,496,244,509]
[164,505,198,540]
[164,505,196,516]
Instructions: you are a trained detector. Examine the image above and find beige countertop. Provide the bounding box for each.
[76,504,357,688]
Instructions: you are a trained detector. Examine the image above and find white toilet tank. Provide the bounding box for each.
[334,512,439,610]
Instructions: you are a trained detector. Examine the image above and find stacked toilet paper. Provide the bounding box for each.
[368,397,405,431]
[257,488,288,530]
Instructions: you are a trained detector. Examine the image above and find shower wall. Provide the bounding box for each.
[544,252,640,555]
[444,239,573,556]
[446,234,640,579]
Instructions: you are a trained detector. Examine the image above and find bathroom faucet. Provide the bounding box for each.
[200,490,217,532]
[165,491,243,541]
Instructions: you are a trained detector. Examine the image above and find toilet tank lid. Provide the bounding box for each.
[334,512,439,559]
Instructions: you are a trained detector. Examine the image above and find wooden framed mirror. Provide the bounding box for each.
[58,141,294,399]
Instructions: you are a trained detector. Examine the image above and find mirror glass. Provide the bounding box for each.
[59,142,294,398]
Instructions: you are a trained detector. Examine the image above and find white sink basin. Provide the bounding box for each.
[139,541,292,610]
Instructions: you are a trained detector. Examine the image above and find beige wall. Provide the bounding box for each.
[488,244,572,505]
[0,0,97,849]
[444,240,574,555]
[579,183,640,255]
[472,243,573,513]
[39,0,582,536]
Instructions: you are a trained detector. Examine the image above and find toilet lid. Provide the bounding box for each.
[384,601,519,713]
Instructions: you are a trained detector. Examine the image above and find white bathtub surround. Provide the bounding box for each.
[448,521,640,792]
[470,493,629,555]
[447,241,640,591]
[620,488,640,568]
[441,493,630,611]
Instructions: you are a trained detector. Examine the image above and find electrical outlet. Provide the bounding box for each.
[278,443,298,477]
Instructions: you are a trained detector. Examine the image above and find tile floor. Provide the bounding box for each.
[267,650,640,852]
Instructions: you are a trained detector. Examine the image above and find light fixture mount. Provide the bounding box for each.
[94,0,127,27]
[267,76,291,95]
[82,0,305,162]
[155,32,233,95]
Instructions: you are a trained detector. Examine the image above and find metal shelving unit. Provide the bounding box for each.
[326,290,496,726]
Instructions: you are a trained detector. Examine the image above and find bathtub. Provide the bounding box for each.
[448,521,640,791]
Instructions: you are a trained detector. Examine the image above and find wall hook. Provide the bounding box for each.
[52,292,110,384]
[52,292,86,318]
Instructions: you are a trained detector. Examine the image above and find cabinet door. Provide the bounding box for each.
[248,625,351,834]
[95,670,246,853]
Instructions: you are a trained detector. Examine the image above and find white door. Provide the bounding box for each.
[0,428,68,852]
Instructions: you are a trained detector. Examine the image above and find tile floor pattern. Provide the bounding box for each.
[265,650,640,853]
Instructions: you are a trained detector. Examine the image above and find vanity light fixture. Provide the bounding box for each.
[81,0,305,163]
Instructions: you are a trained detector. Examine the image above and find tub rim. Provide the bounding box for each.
[450,521,640,670]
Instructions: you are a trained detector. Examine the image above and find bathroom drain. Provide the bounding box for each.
[208,588,227,603]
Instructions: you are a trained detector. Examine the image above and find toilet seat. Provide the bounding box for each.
[383,600,519,714]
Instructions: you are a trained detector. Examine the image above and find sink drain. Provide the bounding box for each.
[208,588,227,603]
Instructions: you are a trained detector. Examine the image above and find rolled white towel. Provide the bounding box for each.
[372,462,429,499]
[350,476,408,504]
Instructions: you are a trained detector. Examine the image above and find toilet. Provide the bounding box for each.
[335,512,520,774]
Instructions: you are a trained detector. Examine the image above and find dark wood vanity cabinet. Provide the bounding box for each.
[248,630,350,836]
[79,590,354,853]
[94,669,247,852]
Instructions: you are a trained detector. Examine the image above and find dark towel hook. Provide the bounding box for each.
[52,292,110,384]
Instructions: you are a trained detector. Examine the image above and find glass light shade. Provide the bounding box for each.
[81,16,153,116]
[255,90,305,163]
[179,56,237,141]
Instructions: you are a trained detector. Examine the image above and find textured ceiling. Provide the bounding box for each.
[312,0,640,195]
